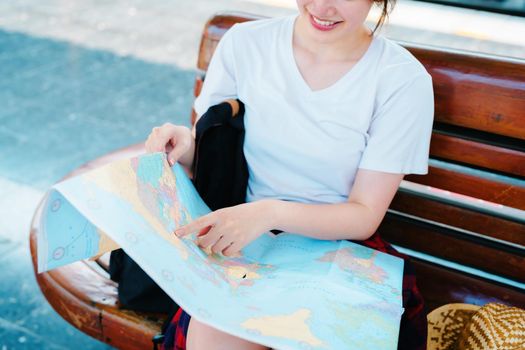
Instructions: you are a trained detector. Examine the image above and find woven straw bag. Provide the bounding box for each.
[427,303,525,350]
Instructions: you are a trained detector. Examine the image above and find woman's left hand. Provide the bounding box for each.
[174,200,275,257]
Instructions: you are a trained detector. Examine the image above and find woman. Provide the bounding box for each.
[146,0,433,349]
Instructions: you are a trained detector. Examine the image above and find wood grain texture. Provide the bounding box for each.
[191,76,204,125]
[196,13,260,71]
[412,259,525,313]
[429,132,525,177]
[409,46,525,140]
[379,216,525,283]
[390,191,525,246]
[406,166,525,210]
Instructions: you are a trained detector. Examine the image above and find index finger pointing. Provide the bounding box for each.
[175,215,213,237]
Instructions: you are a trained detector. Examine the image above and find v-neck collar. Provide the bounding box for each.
[286,15,378,97]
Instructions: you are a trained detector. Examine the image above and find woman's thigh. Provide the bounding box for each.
[186,318,269,350]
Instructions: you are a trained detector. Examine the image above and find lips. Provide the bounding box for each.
[309,14,342,31]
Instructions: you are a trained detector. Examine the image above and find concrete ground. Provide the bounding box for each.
[0,0,523,348]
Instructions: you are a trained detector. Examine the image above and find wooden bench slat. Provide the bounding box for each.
[41,271,105,337]
[197,13,261,71]
[406,166,525,210]
[390,191,525,247]
[413,259,525,312]
[99,307,163,350]
[380,216,525,283]
[47,262,118,306]
[429,132,525,177]
[408,46,525,140]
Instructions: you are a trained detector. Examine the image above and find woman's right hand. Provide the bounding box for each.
[145,123,195,167]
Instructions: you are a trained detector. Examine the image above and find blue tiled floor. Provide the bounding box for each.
[0,28,194,189]
[0,28,195,348]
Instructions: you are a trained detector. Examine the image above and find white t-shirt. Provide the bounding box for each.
[194,16,434,205]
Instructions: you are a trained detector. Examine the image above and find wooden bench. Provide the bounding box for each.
[29,12,525,349]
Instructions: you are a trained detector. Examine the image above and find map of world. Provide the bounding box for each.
[38,152,404,350]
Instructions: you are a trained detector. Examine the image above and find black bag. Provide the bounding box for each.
[109,100,247,315]
[109,249,178,313]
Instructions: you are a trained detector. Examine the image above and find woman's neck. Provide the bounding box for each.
[293,15,373,63]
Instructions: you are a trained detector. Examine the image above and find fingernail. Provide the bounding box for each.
[169,158,174,166]
[174,229,181,236]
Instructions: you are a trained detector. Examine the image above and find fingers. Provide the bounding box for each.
[175,207,248,257]
[210,235,234,255]
[223,241,243,257]
[145,124,193,166]
[225,99,240,117]
[175,214,214,238]
[145,123,176,153]
[144,127,159,152]
[198,227,237,256]
[176,213,234,255]
[145,126,166,152]
[166,135,190,166]
[197,226,223,248]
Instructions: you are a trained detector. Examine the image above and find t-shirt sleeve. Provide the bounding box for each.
[193,25,238,119]
[358,73,434,174]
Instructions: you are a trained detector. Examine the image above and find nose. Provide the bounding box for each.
[309,0,337,18]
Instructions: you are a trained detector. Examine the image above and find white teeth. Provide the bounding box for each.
[312,16,336,27]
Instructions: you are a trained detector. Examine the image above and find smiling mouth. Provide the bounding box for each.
[309,14,343,31]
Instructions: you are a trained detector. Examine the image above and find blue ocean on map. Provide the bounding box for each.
[38,153,404,350]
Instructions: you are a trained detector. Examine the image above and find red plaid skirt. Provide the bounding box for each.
[161,232,427,350]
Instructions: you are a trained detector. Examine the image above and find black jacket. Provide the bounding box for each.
[192,100,247,210]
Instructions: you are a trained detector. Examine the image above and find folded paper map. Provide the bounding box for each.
[38,152,404,350]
